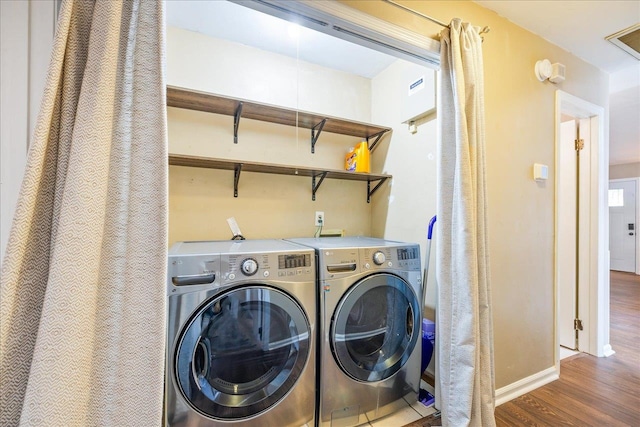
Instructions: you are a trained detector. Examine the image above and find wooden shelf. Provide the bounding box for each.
[166,86,393,202]
[167,86,391,152]
[169,154,391,202]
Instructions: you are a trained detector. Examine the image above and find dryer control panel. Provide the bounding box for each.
[362,246,421,271]
[395,246,421,270]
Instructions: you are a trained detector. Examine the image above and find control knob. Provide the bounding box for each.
[372,251,386,266]
[241,258,258,276]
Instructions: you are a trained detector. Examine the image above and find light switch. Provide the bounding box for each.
[533,163,548,181]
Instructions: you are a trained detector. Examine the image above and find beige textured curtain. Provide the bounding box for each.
[0,0,167,426]
[436,19,496,427]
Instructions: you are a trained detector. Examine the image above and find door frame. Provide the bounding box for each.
[609,177,640,275]
[554,91,613,372]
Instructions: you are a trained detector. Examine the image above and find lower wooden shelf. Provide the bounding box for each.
[169,153,391,203]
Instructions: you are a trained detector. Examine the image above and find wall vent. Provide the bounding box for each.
[606,23,640,60]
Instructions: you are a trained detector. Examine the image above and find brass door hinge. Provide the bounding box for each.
[575,139,584,151]
[574,318,584,331]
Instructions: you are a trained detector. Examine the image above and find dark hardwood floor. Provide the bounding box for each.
[404,271,640,427]
[495,270,640,426]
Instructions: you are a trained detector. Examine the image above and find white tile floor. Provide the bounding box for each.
[301,381,436,427]
[355,380,437,426]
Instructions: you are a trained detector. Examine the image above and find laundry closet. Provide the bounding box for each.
[166,1,437,261]
[165,2,440,426]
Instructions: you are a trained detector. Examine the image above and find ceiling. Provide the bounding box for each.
[474,0,640,166]
[166,1,396,79]
[167,0,639,166]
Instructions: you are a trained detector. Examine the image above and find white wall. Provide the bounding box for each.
[370,60,438,317]
[370,60,437,377]
[167,27,376,244]
[0,0,55,264]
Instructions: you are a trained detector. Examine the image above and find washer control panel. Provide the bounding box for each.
[372,251,386,265]
[222,251,314,282]
[240,258,258,276]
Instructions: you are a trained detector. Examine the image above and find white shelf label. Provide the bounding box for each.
[408,76,425,96]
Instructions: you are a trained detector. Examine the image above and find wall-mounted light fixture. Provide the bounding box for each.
[535,59,566,84]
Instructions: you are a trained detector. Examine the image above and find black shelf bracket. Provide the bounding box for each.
[311,119,327,153]
[234,163,243,197]
[367,130,389,153]
[234,102,244,144]
[311,171,328,201]
[367,177,388,203]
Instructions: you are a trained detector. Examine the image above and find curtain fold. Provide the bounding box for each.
[436,19,496,427]
[0,0,167,425]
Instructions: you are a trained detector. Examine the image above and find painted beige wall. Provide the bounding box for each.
[167,27,376,244]
[167,27,372,122]
[341,0,609,388]
[610,162,640,180]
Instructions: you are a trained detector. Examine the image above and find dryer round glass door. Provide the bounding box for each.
[330,273,420,382]
[174,286,311,420]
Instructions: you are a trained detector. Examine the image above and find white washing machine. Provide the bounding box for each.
[287,237,423,427]
[165,240,316,427]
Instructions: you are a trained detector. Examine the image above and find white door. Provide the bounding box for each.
[557,117,592,351]
[558,120,577,350]
[609,180,637,272]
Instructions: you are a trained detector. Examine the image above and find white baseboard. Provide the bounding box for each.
[495,366,559,407]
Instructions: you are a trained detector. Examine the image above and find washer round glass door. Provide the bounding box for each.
[331,273,420,382]
[175,286,310,420]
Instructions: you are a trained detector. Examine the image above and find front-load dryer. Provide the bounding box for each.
[165,240,316,427]
[287,237,422,427]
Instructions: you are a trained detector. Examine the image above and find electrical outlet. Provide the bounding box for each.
[315,211,324,226]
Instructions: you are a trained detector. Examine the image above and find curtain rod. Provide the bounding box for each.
[383,0,490,35]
